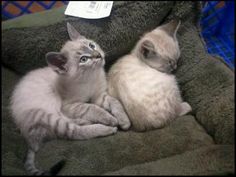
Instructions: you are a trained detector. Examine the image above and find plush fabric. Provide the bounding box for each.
[2,1,171,74]
[1,1,234,175]
[105,145,235,175]
[176,22,235,145]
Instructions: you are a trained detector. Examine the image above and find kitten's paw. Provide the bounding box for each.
[83,124,118,139]
[113,112,131,130]
[105,95,131,130]
[110,117,119,127]
[112,127,118,134]
[119,119,131,131]
[89,104,118,126]
[100,113,118,127]
[97,125,117,136]
[179,102,192,116]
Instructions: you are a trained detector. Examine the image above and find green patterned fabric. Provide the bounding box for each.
[2,1,234,175]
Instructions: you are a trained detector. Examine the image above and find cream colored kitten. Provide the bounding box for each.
[108,20,192,131]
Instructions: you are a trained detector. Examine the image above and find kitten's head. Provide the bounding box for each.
[135,19,181,73]
[46,23,105,76]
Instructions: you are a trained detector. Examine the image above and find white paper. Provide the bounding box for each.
[65,1,113,19]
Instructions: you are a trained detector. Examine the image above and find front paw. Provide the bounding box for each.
[109,116,119,127]
[103,109,131,130]
[113,112,131,130]
[107,97,131,130]
[119,119,131,130]
[179,102,192,116]
[96,108,119,127]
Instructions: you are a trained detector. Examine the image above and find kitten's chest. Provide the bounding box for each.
[128,69,173,89]
[68,74,107,103]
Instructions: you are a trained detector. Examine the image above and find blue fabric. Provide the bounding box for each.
[200,1,235,69]
[2,1,68,19]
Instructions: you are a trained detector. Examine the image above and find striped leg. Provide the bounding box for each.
[61,102,118,127]
[24,147,43,175]
[95,94,131,130]
[26,109,118,140]
[24,119,50,176]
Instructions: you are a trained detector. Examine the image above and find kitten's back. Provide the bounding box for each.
[11,67,61,125]
[108,54,181,131]
[108,20,184,131]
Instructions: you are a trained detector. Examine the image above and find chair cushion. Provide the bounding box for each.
[1,68,214,174]
[1,1,234,175]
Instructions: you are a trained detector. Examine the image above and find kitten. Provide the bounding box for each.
[10,23,130,175]
[108,19,192,131]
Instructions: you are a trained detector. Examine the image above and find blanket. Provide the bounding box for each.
[1,1,234,175]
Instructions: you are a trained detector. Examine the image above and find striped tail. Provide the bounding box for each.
[24,149,66,175]
[23,109,79,176]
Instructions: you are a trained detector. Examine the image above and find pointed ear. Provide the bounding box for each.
[159,19,181,38]
[140,40,156,58]
[67,22,84,41]
[46,52,68,74]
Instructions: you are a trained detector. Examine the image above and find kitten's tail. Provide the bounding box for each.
[22,109,76,176]
[24,148,66,176]
[23,108,116,175]
[24,109,117,176]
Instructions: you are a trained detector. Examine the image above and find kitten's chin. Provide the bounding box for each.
[94,58,105,67]
[100,59,105,67]
[145,62,171,74]
[156,67,172,74]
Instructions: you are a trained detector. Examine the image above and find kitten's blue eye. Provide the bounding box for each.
[80,56,88,63]
[89,43,95,49]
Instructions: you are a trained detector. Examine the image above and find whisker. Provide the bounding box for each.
[104,50,113,55]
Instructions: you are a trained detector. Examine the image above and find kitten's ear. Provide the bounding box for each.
[67,22,84,41]
[140,40,155,58]
[46,52,68,74]
[159,19,181,38]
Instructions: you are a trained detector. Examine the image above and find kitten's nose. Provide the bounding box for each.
[168,60,176,70]
[93,51,101,58]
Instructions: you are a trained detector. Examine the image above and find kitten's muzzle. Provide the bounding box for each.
[168,60,177,72]
[92,51,102,59]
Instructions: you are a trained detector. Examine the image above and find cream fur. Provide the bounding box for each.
[108,20,192,131]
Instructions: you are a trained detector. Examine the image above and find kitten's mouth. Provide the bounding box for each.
[93,57,104,66]
[94,57,103,61]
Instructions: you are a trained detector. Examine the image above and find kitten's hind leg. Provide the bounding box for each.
[25,133,66,176]
[178,102,192,116]
[24,148,42,175]
[23,109,65,175]
[24,125,59,176]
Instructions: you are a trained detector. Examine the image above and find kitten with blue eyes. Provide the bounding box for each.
[10,23,130,175]
[108,20,192,131]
